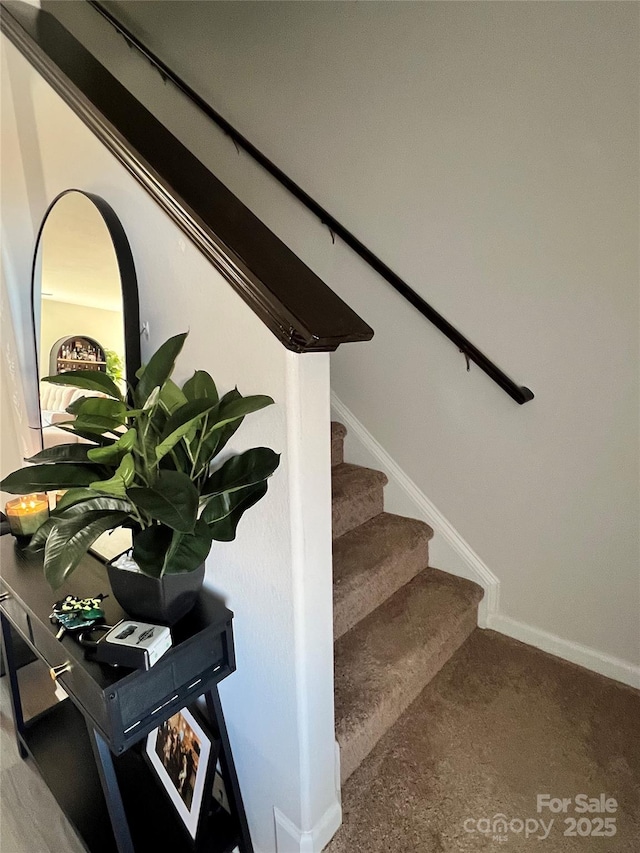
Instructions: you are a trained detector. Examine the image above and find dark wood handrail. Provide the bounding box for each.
[1,1,373,354]
[86,0,534,405]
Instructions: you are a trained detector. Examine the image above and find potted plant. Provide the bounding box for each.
[1,332,280,623]
[104,348,125,385]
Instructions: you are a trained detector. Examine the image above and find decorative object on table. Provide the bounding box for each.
[50,593,107,639]
[4,493,49,540]
[108,550,205,624]
[79,619,172,670]
[1,331,280,623]
[146,707,218,841]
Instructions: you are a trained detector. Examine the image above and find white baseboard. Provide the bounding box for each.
[487,613,640,690]
[333,739,341,808]
[331,392,500,627]
[274,800,342,853]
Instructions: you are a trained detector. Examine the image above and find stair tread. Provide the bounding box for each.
[332,463,388,498]
[334,512,433,584]
[333,513,434,639]
[334,569,483,739]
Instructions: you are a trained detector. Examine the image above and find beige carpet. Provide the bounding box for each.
[327,629,640,853]
[1,632,638,852]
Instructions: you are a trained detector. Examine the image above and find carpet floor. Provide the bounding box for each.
[326,629,640,853]
[1,631,638,852]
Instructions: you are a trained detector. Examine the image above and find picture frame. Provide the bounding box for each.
[146,707,219,842]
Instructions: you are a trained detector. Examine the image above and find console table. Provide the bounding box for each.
[0,537,252,853]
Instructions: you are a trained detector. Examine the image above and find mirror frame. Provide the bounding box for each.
[30,189,141,449]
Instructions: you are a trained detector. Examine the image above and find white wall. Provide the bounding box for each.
[1,34,339,852]
[0,274,29,508]
[47,0,640,677]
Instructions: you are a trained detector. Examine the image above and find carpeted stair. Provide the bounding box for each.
[331,421,483,783]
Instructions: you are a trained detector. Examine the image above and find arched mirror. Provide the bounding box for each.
[32,190,140,450]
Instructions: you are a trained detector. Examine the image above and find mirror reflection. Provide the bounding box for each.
[37,192,128,449]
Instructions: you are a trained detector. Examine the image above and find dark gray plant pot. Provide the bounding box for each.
[106,561,205,625]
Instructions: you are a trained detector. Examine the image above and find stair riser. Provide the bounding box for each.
[332,485,384,540]
[331,435,344,467]
[337,607,479,784]
[333,537,430,641]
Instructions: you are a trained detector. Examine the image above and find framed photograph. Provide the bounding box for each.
[146,707,218,841]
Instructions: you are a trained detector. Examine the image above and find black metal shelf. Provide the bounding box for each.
[1,537,250,853]
[21,698,240,853]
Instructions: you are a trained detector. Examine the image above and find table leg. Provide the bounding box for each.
[87,724,135,853]
[204,687,253,853]
[0,612,28,758]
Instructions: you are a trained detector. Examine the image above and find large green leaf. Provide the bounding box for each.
[43,511,129,589]
[201,447,280,497]
[90,453,135,497]
[28,494,133,550]
[141,386,160,412]
[132,519,212,576]
[184,392,274,477]
[159,379,188,415]
[54,488,101,512]
[55,495,132,517]
[160,398,221,438]
[135,332,188,407]
[87,427,137,463]
[201,480,269,524]
[183,371,218,404]
[127,470,198,532]
[66,397,127,422]
[207,394,274,432]
[163,519,213,575]
[55,426,116,446]
[193,388,243,470]
[132,524,173,578]
[158,441,191,474]
[26,516,57,551]
[26,444,96,465]
[155,398,220,462]
[42,370,122,400]
[86,443,122,465]
[0,463,106,494]
[207,481,268,541]
[62,414,124,436]
[129,407,168,468]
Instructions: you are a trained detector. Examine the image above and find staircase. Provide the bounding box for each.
[331,422,483,782]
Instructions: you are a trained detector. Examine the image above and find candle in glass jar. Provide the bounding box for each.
[5,494,50,538]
